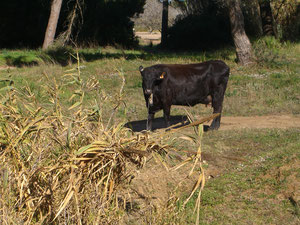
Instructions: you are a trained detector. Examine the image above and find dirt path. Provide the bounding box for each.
[135,31,161,45]
[126,114,300,132]
[217,115,300,130]
[126,114,300,222]
[135,31,161,40]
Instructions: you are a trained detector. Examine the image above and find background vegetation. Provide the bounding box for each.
[0,38,299,224]
[0,0,299,49]
[0,0,299,224]
[0,0,145,48]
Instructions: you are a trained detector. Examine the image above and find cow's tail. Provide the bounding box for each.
[223,64,230,82]
[224,63,230,78]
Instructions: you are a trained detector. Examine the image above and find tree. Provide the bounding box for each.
[272,0,300,40]
[241,0,263,37]
[43,0,63,49]
[133,0,180,32]
[259,0,276,36]
[77,0,145,47]
[228,0,254,65]
[161,0,169,47]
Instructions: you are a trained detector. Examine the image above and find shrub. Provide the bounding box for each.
[166,14,232,50]
[252,36,288,67]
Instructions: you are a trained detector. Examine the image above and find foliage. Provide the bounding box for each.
[74,0,146,47]
[0,0,50,48]
[176,0,227,16]
[0,0,146,48]
[241,0,263,37]
[133,0,181,32]
[164,0,232,50]
[272,0,300,41]
[167,13,232,50]
[42,46,76,66]
[252,36,288,67]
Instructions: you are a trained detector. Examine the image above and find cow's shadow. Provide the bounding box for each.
[125,115,210,132]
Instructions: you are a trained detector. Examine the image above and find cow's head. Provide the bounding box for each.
[139,66,166,95]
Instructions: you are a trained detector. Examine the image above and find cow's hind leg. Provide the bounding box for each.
[163,105,171,128]
[210,86,226,130]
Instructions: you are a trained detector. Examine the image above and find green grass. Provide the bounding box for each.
[1,42,299,120]
[0,49,43,66]
[178,129,300,225]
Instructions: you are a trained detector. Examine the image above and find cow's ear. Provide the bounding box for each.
[159,72,166,80]
[139,66,144,73]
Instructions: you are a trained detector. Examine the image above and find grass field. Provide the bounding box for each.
[1,38,299,119]
[0,38,299,224]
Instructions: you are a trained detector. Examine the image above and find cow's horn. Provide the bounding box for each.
[139,66,144,72]
[160,72,166,79]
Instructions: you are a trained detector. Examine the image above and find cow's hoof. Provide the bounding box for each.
[207,125,219,131]
[146,127,153,131]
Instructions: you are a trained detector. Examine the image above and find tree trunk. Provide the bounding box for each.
[259,0,276,36]
[249,0,263,37]
[42,0,63,49]
[228,0,254,65]
[161,0,169,48]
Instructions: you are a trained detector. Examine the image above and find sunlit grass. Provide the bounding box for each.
[177,128,300,224]
[0,41,299,224]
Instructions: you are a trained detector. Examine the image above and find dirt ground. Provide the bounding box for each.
[125,114,300,223]
[135,31,161,39]
[135,31,161,45]
[126,114,300,132]
[212,114,300,130]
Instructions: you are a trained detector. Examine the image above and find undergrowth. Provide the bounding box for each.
[0,53,207,224]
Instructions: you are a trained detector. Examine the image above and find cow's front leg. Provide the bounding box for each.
[163,105,171,128]
[147,112,154,131]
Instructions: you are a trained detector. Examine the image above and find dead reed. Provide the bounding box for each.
[0,53,212,224]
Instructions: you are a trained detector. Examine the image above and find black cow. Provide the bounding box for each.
[139,60,230,131]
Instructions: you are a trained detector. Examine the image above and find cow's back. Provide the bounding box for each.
[155,60,229,106]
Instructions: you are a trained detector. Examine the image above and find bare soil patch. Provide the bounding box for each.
[124,114,300,223]
[124,158,200,224]
[135,31,161,45]
[0,66,16,70]
[126,114,300,132]
[217,115,300,130]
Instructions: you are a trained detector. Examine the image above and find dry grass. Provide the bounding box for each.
[0,54,214,225]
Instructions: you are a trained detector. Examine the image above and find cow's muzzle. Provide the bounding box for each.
[144,89,152,95]
[148,93,153,105]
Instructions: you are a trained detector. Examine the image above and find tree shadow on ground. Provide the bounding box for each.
[3,45,234,67]
[80,51,148,62]
[2,44,234,67]
[78,45,234,66]
[125,115,210,132]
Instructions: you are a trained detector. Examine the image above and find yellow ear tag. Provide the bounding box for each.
[160,72,166,79]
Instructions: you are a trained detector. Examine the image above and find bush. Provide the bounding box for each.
[166,14,232,50]
[252,36,289,67]
[42,46,76,66]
